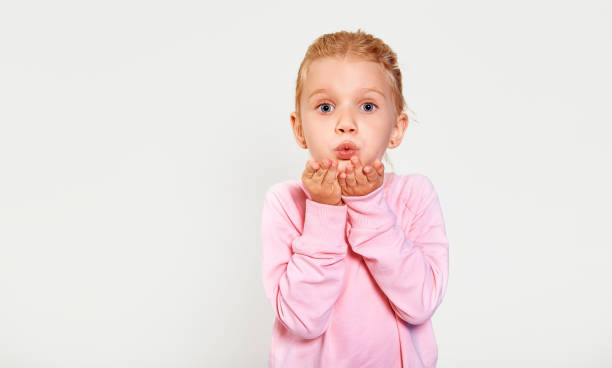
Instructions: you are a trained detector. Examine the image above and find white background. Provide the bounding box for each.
[1,0,611,367]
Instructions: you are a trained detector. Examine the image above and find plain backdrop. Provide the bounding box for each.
[1,0,611,367]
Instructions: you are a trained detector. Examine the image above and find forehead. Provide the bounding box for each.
[303,57,391,97]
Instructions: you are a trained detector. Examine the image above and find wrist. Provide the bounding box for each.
[314,200,344,206]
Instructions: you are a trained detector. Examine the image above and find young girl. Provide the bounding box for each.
[260,29,449,368]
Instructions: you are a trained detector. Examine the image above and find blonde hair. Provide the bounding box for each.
[294,29,416,172]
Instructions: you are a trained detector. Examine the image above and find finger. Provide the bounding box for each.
[351,156,368,185]
[363,165,379,183]
[373,159,384,176]
[304,159,319,179]
[346,164,357,187]
[323,159,338,184]
[338,167,347,192]
[313,158,329,184]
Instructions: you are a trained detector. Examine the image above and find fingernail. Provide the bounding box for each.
[364,166,371,173]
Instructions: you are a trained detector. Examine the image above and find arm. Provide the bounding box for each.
[260,187,348,339]
[341,175,449,325]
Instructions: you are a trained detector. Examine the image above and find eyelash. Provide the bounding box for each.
[316,101,378,113]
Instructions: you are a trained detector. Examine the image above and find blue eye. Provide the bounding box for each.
[316,102,378,113]
[361,102,377,112]
[317,103,334,113]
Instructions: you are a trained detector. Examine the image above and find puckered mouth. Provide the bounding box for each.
[334,141,358,151]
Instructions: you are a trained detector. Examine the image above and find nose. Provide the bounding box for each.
[335,108,358,134]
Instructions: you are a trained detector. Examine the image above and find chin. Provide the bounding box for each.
[336,160,351,172]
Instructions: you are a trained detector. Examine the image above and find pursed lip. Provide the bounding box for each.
[334,140,358,151]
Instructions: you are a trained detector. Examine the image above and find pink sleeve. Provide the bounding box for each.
[260,187,348,339]
[341,175,449,325]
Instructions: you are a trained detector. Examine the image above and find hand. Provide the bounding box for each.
[338,155,384,197]
[302,158,344,206]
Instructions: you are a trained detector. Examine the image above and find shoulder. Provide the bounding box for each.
[385,172,438,213]
[263,179,308,206]
[262,179,308,229]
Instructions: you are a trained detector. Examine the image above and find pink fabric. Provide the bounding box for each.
[260,172,449,368]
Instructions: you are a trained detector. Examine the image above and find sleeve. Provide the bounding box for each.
[340,175,449,325]
[260,187,349,339]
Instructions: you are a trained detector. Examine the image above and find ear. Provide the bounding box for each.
[290,112,308,149]
[388,112,409,148]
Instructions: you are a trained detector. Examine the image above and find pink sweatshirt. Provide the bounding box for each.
[260,172,449,368]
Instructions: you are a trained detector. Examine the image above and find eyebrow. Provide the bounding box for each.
[308,87,385,100]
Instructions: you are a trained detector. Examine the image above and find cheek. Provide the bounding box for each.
[302,120,323,138]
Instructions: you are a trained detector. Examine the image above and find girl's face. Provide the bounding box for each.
[291,56,408,174]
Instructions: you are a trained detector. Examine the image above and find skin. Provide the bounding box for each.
[291,56,409,205]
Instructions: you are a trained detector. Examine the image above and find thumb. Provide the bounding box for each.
[324,159,338,184]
